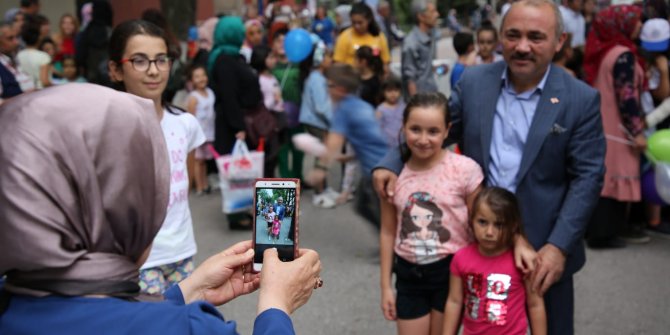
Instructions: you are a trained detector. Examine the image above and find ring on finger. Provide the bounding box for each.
[313,277,324,290]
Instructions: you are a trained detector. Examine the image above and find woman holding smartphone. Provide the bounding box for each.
[0,83,323,335]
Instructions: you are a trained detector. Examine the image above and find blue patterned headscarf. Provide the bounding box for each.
[207,16,246,72]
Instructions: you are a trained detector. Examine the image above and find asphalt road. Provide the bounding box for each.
[190,184,670,335]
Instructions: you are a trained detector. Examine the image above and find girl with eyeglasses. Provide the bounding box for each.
[108,19,206,295]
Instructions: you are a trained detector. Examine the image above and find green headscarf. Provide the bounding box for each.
[207,16,246,72]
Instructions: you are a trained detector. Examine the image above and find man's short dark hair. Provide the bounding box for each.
[453,32,474,56]
[325,63,360,94]
[21,19,41,46]
[20,0,39,8]
[0,21,12,36]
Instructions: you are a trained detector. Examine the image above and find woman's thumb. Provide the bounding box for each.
[263,247,279,260]
[223,248,255,268]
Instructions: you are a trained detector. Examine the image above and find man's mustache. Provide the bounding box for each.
[511,53,534,61]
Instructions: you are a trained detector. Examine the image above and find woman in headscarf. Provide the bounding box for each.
[583,5,648,249]
[209,16,278,229]
[0,84,322,334]
[240,19,264,63]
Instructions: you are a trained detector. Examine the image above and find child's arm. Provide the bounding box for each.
[647,96,670,128]
[305,132,345,186]
[186,96,198,115]
[652,55,670,102]
[525,278,547,335]
[379,199,398,321]
[375,108,382,120]
[40,63,52,88]
[465,183,482,214]
[442,274,464,335]
[333,153,356,163]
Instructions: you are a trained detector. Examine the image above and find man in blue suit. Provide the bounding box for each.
[274,197,286,221]
[373,0,605,333]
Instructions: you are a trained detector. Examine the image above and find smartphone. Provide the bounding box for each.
[252,178,300,272]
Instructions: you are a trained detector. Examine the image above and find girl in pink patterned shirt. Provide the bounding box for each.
[379,92,484,335]
[443,187,546,335]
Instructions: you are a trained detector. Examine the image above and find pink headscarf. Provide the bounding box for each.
[584,5,644,85]
[243,19,264,50]
[0,84,169,297]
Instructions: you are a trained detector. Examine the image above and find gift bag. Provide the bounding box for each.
[209,140,264,213]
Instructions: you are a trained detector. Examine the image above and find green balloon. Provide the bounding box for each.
[648,129,670,163]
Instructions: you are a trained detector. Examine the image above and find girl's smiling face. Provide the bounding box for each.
[109,34,170,105]
[403,106,450,162]
[191,67,208,90]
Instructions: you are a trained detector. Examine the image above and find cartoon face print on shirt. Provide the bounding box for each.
[400,192,451,262]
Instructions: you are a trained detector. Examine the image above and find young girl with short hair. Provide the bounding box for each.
[185,64,215,195]
[108,20,205,295]
[376,76,406,149]
[52,55,86,84]
[474,22,503,65]
[251,45,284,115]
[443,187,547,335]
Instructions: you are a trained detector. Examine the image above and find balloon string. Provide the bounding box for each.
[280,63,292,90]
[645,150,658,165]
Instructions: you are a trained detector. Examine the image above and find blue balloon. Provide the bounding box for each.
[284,28,312,63]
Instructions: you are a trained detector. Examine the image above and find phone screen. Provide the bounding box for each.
[253,181,298,270]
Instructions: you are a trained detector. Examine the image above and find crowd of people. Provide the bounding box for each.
[0,0,669,334]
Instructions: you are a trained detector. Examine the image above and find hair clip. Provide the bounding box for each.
[406,192,433,207]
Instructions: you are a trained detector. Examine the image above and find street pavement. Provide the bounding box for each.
[190,185,670,335]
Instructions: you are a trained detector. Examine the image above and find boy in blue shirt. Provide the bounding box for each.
[450,32,475,88]
[306,63,388,228]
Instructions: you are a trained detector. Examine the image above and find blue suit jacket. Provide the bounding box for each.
[379,62,605,277]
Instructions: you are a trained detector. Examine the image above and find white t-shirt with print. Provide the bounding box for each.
[142,109,206,269]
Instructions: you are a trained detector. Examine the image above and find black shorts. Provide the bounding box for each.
[394,254,452,320]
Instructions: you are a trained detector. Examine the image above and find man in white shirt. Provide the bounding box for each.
[559,0,586,48]
[0,21,33,105]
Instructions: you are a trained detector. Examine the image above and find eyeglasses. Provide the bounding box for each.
[120,55,172,72]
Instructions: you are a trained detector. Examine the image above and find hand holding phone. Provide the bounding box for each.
[252,178,300,272]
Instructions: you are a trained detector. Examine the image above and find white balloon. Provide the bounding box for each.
[654,163,670,204]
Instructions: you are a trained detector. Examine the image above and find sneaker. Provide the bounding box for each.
[335,192,355,205]
[312,192,336,209]
[619,224,651,244]
[647,221,670,239]
[323,187,340,200]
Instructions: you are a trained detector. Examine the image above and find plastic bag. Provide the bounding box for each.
[210,140,264,213]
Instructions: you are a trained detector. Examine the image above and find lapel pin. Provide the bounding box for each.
[550,97,559,104]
